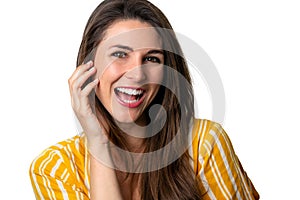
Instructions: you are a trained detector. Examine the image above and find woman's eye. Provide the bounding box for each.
[111,51,127,58]
[144,56,161,64]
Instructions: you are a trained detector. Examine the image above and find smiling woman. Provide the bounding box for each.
[29,0,259,199]
[94,21,164,124]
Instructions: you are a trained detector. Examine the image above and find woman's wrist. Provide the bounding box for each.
[88,139,114,167]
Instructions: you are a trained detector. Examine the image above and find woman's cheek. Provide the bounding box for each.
[94,53,116,78]
[147,65,164,83]
[108,63,126,78]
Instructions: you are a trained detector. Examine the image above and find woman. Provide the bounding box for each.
[29,0,259,199]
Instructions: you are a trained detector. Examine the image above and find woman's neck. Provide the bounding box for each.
[117,121,147,153]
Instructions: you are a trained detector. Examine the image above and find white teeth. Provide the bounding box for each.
[123,99,138,103]
[116,88,144,95]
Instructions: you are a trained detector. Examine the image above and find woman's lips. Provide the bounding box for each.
[114,87,146,108]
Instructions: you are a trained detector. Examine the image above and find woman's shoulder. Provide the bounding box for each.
[29,134,88,185]
[192,118,225,140]
[30,135,86,165]
[191,119,260,199]
[191,118,232,157]
[29,135,90,198]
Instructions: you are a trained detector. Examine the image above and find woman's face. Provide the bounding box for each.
[93,19,164,124]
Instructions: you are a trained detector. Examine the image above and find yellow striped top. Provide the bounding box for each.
[29,119,259,199]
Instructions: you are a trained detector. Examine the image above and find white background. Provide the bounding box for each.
[0,0,299,199]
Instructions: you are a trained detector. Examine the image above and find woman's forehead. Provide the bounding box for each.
[100,20,162,50]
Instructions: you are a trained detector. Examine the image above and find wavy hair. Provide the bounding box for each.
[77,0,203,199]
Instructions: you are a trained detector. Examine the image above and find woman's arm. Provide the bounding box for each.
[90,151,123,200]
[88,138,123,200]
[68,61,123,199]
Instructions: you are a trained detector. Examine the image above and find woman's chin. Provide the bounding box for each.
[111,112,148,128]
[111,113,139,124]
[114,118,136,124]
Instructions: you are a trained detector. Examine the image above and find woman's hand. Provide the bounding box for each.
[68,61,108,144]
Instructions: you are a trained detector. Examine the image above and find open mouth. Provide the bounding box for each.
[114,87,146,108]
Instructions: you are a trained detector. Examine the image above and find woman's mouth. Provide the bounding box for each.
[114,87,146,108]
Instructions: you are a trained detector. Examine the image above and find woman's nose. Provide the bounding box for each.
[124,55,146,82]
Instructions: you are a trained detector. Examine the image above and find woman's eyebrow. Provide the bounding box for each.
[147,49,164,55]
[109,45,163,55]
[109,44,133,51]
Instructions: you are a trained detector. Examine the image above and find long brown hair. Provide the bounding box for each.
[77,0,203,199]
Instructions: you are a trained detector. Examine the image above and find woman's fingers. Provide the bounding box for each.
[68,61,97,93]
[68,60,99,111]
[81,78,99,97]
[70,61,93,81]
[73,66,97,92]
[68,61,94,90]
